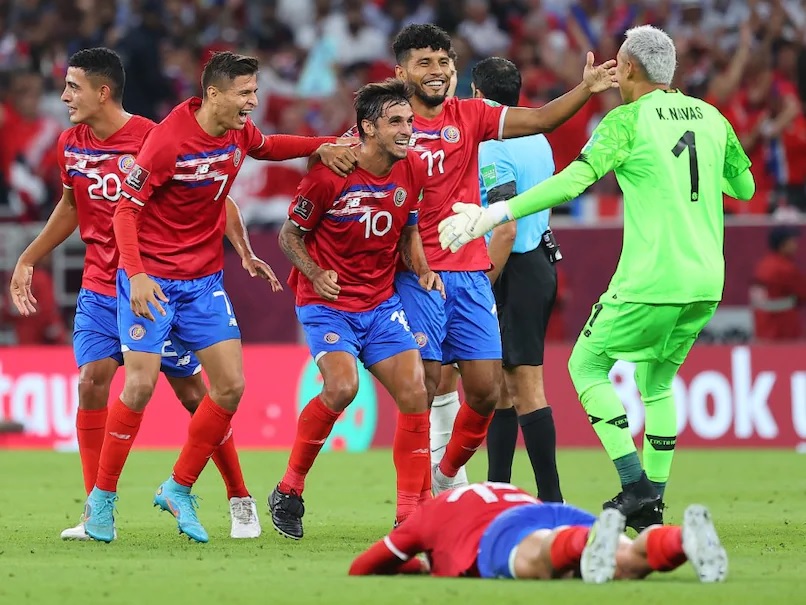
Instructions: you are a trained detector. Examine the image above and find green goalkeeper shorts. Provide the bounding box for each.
[573,293,718,364]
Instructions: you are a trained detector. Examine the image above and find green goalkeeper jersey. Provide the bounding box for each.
[578,89,751,304]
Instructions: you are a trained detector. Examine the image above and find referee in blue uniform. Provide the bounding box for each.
[473,57,563,501]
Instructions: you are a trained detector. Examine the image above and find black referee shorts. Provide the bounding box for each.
[493,246,557,367]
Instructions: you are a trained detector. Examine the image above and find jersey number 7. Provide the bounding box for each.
[672,131,699,202]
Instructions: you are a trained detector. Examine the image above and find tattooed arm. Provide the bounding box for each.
[279,220,341,301]
[399,225,445,298]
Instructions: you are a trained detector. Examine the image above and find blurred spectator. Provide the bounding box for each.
[750,225,806,341]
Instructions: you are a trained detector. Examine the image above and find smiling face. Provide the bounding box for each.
[396,47,452,108]
[206,73,259,131]
[61,67,103,125]
[363,100,414,162]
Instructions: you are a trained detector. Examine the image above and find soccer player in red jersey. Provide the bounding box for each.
[349,482,728,584]
[8,48,272,540]
[370,25,617,493]
[78,51,354,544]
[269,79,443,539]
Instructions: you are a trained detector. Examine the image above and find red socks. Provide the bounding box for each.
[393,411,430,523]
[76,407,108,495]
[279,396,340,494]
[549,526,590,573]
[438,402,492,477]
[210,429,249,499]
[172,395,234,488]
[95,399,144,492]
[646,526,687,571]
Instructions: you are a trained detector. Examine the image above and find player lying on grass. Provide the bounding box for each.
[349,482,727,584]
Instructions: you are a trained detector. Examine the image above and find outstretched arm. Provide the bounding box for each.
[225,196,282,291]
[501,52,616,138]
[349,538,428,576]
[10,188,78,316]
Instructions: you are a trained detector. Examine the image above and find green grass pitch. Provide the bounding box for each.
[1,448,804,604]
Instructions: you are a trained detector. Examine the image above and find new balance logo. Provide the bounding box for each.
[412,448,429,454]
[109,432,132,440]
[461,445,479,452]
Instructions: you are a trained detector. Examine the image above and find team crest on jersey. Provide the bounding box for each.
[129,324,146,341]
[125,165,150,192]
[324,332,340,344]
[393,187,407,207]
[414,332,428,348]
[234,148,242,167]
[441,125,460,144]
[118,154,136,174]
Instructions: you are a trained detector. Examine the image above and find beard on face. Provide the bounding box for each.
[413,83,446,108]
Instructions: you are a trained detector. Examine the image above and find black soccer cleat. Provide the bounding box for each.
[268,485,305,540]
[603,491,664,532]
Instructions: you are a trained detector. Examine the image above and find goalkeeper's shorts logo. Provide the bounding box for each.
[324,332,340,344]
[414,332,428,348]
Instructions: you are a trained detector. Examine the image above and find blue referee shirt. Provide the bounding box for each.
[479,134,555,253]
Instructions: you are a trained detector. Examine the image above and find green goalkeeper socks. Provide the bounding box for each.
[642,392,677,500]
[580,382,642,485]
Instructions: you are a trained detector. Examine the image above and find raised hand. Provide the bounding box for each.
[582,52,618,93]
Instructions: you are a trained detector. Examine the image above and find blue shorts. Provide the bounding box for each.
[73,288,200,378]
[395,270,502,363]
[477,503,597,579]
[117,270,240,355]
[297,294,418,368]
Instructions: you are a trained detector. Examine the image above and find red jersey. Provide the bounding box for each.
[288,155,426,312]
[751,252,806,341]
[347,98,506,272]
[57,116,155,296]
[357,483,539,577]
[117,97,331,279]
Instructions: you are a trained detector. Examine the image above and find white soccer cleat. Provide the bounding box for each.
[431,463,469,496]
[682,504,728,583]
[60,520,91,541]
[581,508,625,584]
[229,496,262,539]
[60,516,117,541]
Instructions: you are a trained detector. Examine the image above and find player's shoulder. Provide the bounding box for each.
[303,162,343,193]
[59,123,87,147]
[127,114,157,136]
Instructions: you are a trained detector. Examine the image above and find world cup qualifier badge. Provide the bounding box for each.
[233,148,242,167]
[118,154,136,174]
[441,125,460,143]
[129,324,146,341]
[393,187,407,206]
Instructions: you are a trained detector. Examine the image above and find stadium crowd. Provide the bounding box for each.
[1,0,806,224]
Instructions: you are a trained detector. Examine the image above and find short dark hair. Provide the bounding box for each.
[354,78,413,139]
[68,47,125,102]
[201,51,259,96]
[392,24,452,64]
[471,57,521,107]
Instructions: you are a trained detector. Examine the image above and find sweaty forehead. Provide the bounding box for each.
[381,100,412,119]
[224,73,258,91]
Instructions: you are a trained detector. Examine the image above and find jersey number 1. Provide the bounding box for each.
[671,131,699,202]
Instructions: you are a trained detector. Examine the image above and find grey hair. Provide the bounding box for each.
[622,25,676,86]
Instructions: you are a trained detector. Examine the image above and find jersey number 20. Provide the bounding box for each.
[671,131,699,202]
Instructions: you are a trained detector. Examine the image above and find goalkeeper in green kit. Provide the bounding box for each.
[437,25,754,532]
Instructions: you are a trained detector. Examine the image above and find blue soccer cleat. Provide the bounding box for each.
[83,487,118,543]
[153,477,209,543]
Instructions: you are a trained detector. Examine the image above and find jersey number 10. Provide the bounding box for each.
[672,131,699,202]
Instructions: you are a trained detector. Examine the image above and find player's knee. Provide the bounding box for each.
[321,379,358,412]
[464,382,499,415]
[395,380,428,414]
[174,382,206,414]
[208,377,245,411]
[77,375,112,410]
[122,375,159,411]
